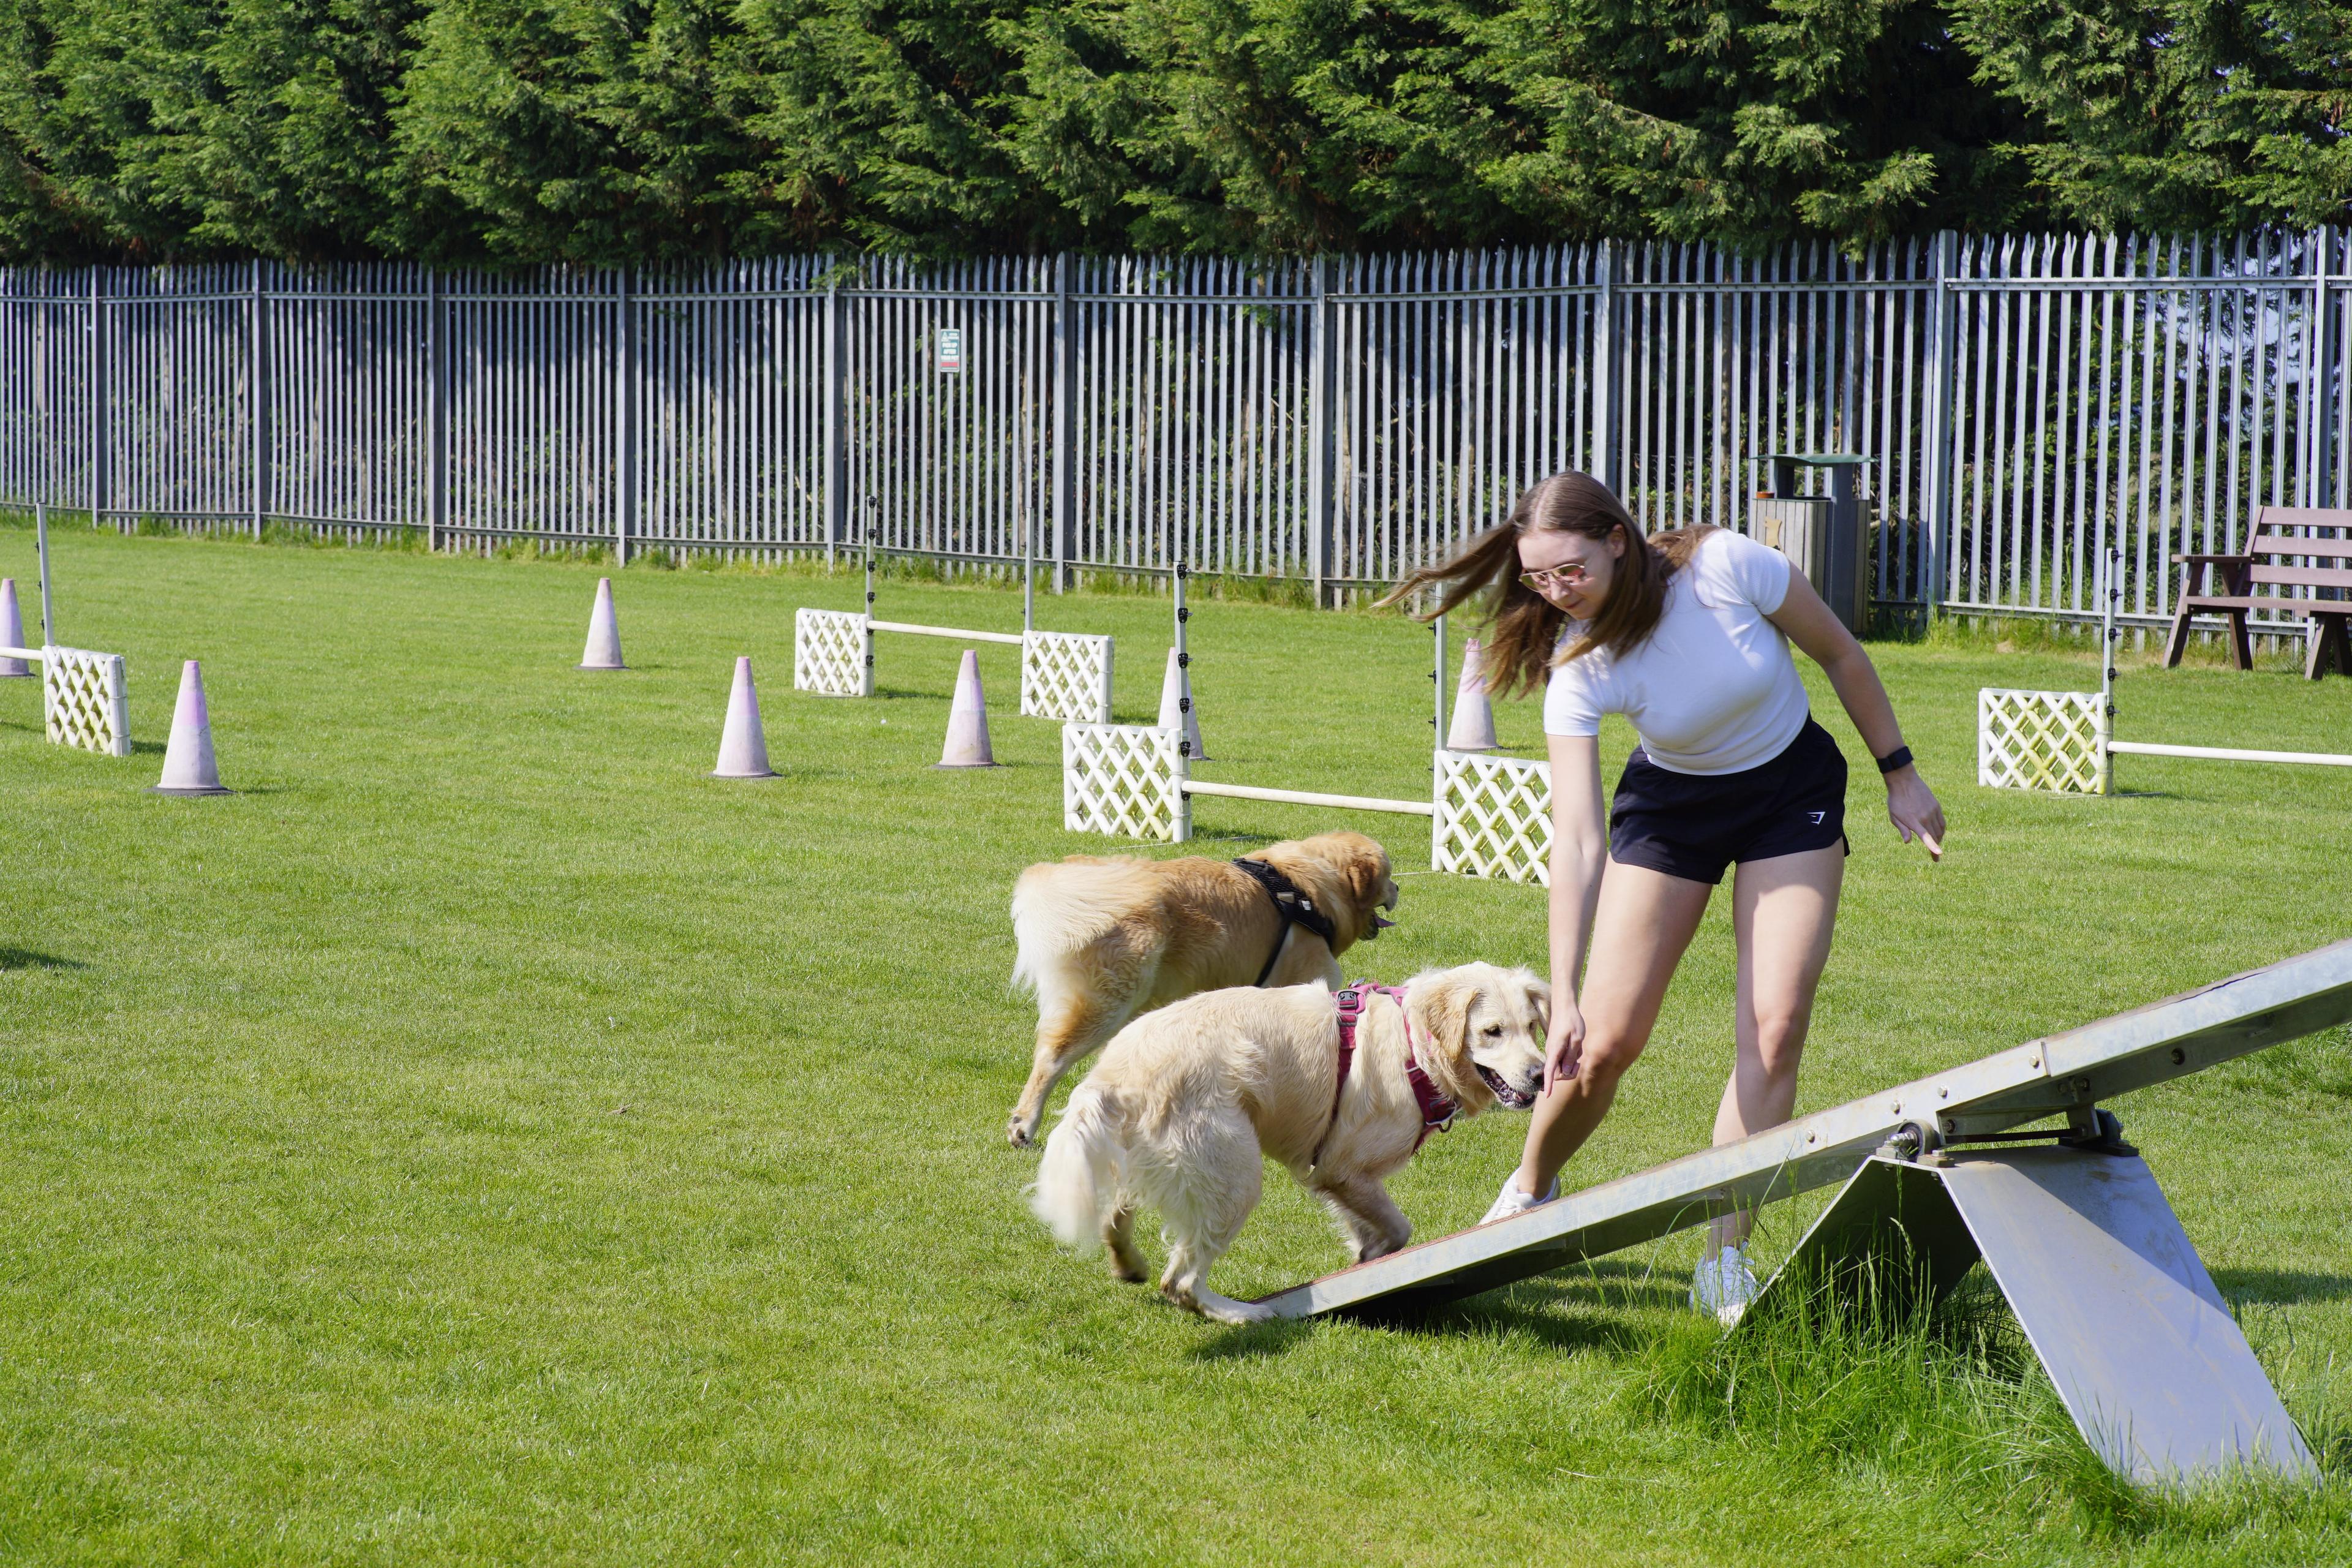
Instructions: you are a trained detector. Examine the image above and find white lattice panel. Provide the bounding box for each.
[1023,631,1114,723]
[1063,723,1188,842]
[795,608,872,697]
[1979,688,2108,794]
[42,646,130,757]
[1433,748,1551,885]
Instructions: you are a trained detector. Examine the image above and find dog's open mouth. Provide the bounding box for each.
[1476,1063,1537,1109]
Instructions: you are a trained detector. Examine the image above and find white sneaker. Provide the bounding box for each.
[1479,1174,1559,1224]
[1691,1243,1760,1326]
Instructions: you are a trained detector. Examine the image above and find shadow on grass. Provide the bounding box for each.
[0,947,85,971]
[2213,1267,2352,1305]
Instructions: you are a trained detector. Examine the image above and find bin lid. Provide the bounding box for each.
[1763,451,1867,467]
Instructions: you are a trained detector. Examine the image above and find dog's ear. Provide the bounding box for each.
[1521,971,1551,1031]
[1346,842,1393,912]
[1422,971,1476,1065]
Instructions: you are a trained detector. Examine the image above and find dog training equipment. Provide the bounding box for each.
[0,579,29,678]
[936,649,999,768]
[1444,639,1497,752]
[1981,536,2352,793]
[578,578,625,670]
[1158,646,1208,761]
[150,660,232,796]
[795,529,1112,722]
[1248,938,2352,1483]
[710,657,777,778]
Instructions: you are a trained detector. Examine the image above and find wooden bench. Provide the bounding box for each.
[2165,507,2352,680]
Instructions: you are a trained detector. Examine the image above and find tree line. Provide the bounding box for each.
[1,0,2345,267]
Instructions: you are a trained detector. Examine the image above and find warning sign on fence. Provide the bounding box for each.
[935,328,964,374]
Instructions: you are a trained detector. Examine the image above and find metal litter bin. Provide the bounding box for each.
[1751,453,1870,634]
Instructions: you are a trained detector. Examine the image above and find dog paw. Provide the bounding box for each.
[1005,1116,1036,1148]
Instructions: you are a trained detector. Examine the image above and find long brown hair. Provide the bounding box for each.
[1382,472,1714,699]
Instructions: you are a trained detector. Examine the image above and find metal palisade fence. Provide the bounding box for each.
[0,233,2342,631]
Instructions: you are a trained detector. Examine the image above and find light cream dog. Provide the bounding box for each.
[1005,832,1398,1147]
[1030,963,1548,1324]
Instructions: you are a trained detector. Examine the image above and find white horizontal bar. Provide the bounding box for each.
[1182,780,1434,816]
[0,646,42,662]
[2111,741,2352,767]
[867,620,1025,646]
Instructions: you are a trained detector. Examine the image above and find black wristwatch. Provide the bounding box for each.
[1875,745,1914,775]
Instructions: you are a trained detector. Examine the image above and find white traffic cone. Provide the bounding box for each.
[0,579,29,677]
[936,649,1000,768]
[1446,638,1499,752]
[151,660,233,796]
[578,577,625,670]
[710,656,777,778]
[1157,646,1208,760]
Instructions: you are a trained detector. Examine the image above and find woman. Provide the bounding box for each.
[1389,472,1945,1321]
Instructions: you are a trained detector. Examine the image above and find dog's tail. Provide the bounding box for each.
[1030,1084,1126,1254]
[1009,860,1134,997]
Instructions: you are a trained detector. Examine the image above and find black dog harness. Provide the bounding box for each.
[1231,858,1340,987]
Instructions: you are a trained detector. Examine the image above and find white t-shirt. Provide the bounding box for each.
[1542,530,1811,774]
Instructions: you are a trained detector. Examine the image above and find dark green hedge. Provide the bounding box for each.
[1,0,2345,266]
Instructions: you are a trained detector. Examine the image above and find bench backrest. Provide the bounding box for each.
[2247,508,2352,594]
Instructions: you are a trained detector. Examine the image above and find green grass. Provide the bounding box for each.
[2,522,2350,1565]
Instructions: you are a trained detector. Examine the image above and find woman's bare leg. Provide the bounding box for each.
[1509,860,1714,1197]
[1706,843,1844,1256]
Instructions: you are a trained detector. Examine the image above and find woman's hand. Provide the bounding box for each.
[1885,765,1945,859]
[1542,996,1588,1093]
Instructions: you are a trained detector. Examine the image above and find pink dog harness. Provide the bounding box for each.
[1310,982,1459,1170]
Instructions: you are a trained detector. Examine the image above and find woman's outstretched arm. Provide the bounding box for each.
[1544,732,1607,1087]
[1767,571,1948,856]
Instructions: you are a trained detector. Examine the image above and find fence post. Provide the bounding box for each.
[824,260,844,570]
[1308,255,1336,605]
[427,269,445,552]
[2306,228,2332,510]
[614,270,634,567]
[1593,241,1618,491]
[249,259,266,541]
[1920,231,1957,609]
[1052,253,1074,594]
[88,268,105,532]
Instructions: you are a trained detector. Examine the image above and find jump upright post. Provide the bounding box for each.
[794,524,1112,722]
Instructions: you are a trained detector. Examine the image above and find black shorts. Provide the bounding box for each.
[1607,718,1850,885]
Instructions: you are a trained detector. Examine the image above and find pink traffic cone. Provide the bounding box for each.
[0,579,29,677]
[578,577,625,669]
[1156,646,1208,760]
[151,660,233,796]
[936,649,999,768]
[710,657,777,778]
[1446,638,1499,752]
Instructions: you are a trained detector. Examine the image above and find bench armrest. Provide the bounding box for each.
[2171,552,2250,565]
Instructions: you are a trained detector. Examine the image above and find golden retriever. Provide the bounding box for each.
[1005,832,1399,1147]
[1030,963,1548,1324]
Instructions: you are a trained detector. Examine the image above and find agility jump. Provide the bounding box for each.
[1,503,130,758]
[795,526,1113,723]
[1249,938,2352,1485]
[1063,562,1556,886]
[1981,531,2352,793]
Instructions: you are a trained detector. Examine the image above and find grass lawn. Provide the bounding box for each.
[2,522,2350,1566]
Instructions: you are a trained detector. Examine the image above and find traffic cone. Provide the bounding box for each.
[0,579,29,677]
[150,660,233,796]
[1158,646,1208,760]
[935,649,999,768]
[578,577,625,669]
[710,657,777,778]
[1446,638,1499,752]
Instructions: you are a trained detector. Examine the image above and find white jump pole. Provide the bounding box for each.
[1432,609,1447,753]
[1183,779,1434,816]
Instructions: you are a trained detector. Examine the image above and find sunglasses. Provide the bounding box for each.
[1518,564,1594,592]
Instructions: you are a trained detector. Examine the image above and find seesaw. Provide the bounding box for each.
[1253,938,2352,1484]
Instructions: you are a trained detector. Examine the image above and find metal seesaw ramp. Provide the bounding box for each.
[1252,938,2352,1324]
